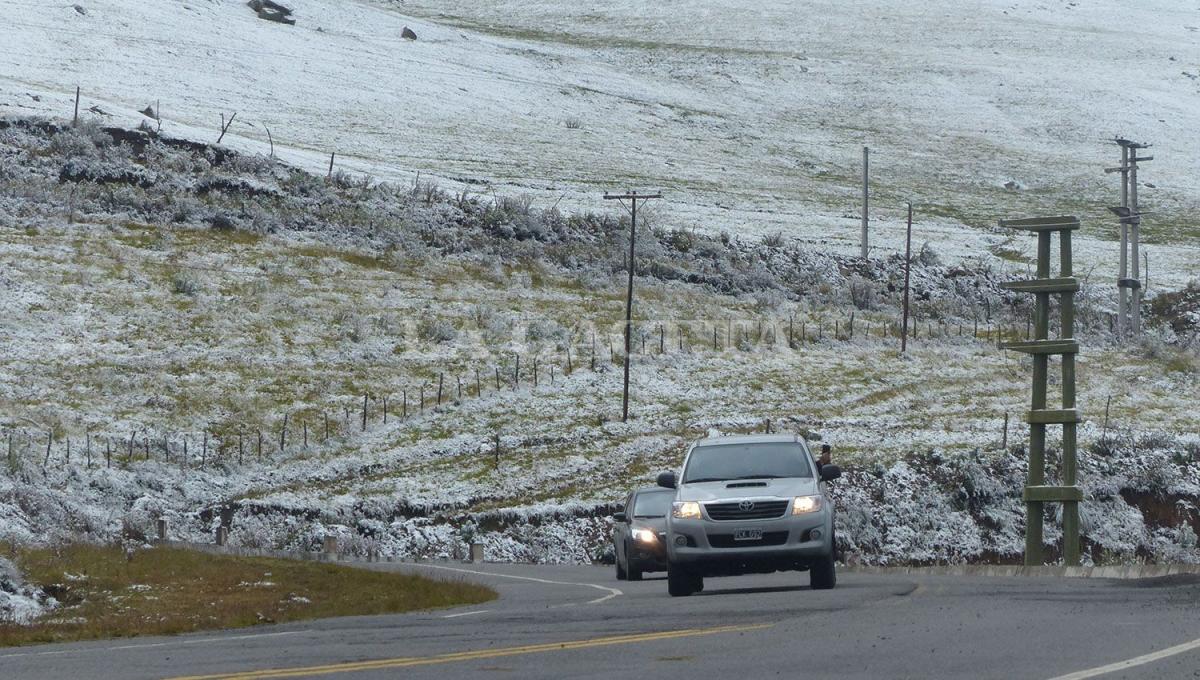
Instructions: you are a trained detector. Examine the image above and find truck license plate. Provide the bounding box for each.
[734,528,763,541]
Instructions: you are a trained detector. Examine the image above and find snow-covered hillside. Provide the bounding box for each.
[0,120,1198,567]
[2,0,1198,284]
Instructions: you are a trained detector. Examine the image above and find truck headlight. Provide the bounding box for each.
[792,495,823,514]
[672,501,702,520]
[632,528,657,543]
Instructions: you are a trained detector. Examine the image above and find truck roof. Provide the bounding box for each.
[691,433,804,446]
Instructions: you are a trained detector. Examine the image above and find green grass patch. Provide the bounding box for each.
[0,544,495,647]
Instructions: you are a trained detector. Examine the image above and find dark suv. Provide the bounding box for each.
[612,487,673,580]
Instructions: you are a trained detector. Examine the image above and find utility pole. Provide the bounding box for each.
[998,214,1083,567]
[901,203,913,353]
[603,189,663,422]
[861,146,869,259]
[1105,138,1152,338]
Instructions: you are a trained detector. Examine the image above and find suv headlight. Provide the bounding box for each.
[792,495,823,515]
[632,528,657,543]
[672,501,702,520]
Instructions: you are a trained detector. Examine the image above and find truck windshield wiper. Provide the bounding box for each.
[730,474,783,479]
[684,477,728,483]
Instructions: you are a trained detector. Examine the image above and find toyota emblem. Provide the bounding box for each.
[738,500,755,511]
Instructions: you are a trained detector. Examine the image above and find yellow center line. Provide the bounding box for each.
[167,623,773,680]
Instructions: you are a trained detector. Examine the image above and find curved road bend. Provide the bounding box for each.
[2,562,1199,679]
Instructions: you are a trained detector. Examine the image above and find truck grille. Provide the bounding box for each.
[704,500,789,521]
[707,531,789,548]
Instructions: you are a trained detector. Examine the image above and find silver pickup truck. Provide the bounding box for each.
[656,434,841,597]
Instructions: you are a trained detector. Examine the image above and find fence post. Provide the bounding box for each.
[361,394,368,431]
[157,518,168,542]
[216,526,229,546]
[1002,412,1010,451]
[281,412,288,452]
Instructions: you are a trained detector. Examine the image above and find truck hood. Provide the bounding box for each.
[676,477,819,502]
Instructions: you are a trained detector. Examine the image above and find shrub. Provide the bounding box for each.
[418,318,458,344]
[848,275,878,310]
[170,271,199,296]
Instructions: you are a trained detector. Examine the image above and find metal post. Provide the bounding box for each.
[623,195,636,421]
[861,146,869,259]
[901,203,913,353]
[1118,144,1129,336]
[1129,156,1141,335]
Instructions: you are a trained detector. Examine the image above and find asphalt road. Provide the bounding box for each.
[3,561,1200,680]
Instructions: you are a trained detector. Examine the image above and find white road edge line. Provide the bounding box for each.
[1046,636,1200,680]
[0,631,303,660]
[401,563,623,606]
[441,609,492,619]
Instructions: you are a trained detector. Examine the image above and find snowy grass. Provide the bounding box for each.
[0,544,494,645]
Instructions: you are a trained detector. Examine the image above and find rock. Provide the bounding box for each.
[247,0,295,25]
[140,105,156,119]
[257,8,295,24]
[74,4,86,15]
[402,26,417,40]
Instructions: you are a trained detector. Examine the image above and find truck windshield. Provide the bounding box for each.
[632,490,674,518]
[682,442,813,483]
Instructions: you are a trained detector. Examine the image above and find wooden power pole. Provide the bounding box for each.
[603,189,662,422]
[998,215,1083,567]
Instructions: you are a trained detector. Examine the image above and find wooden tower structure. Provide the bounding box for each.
[998,215,1082,566]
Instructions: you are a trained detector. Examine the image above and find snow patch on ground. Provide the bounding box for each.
[0,556,54,625]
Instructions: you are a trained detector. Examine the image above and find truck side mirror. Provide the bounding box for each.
[656,471,677,489]
[819,464,842,482]
[613,511,628,523]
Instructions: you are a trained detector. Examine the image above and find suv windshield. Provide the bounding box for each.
[682,442,813,483]
[633,490,674,518]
